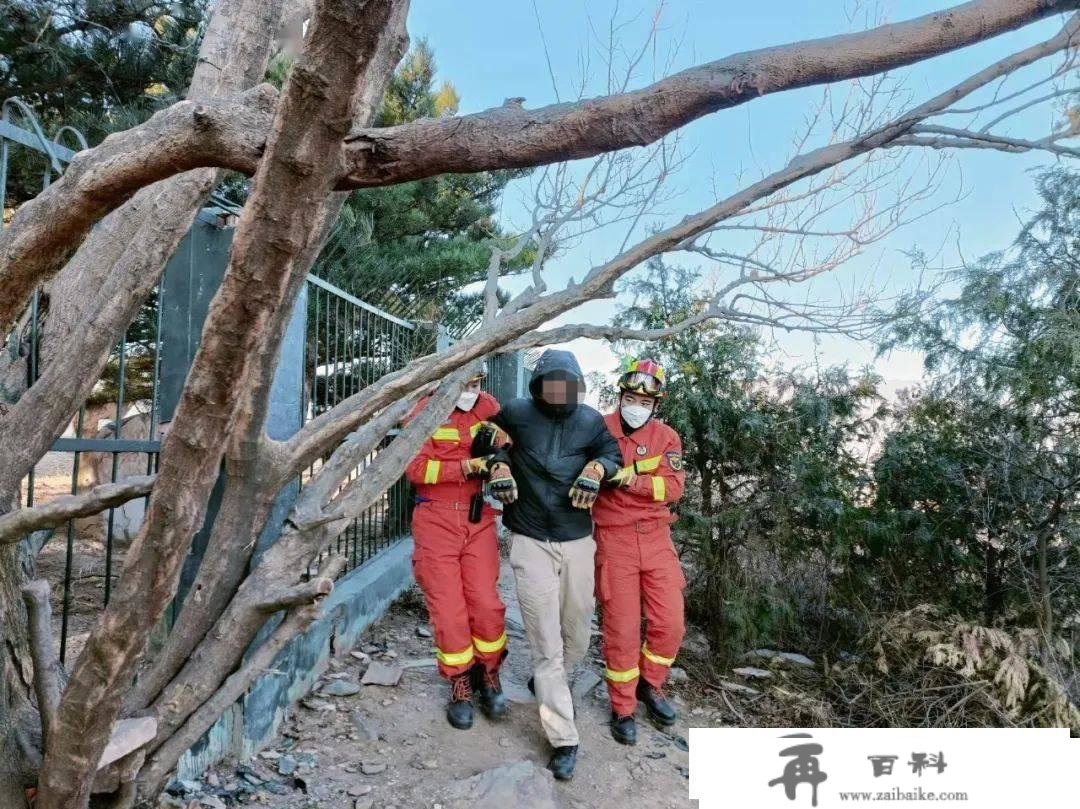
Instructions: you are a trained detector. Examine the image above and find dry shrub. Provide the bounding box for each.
[826,604,1080,731]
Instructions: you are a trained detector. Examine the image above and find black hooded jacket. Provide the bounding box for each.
[492,350,622,541]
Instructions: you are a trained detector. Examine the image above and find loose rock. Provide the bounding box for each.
[732,666,773,680]
[362,661,404,687]
[442,760,559,809]
[321,679,362,697]
[349,710,381,741]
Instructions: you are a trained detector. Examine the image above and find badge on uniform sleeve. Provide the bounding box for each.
[665,451,683,471]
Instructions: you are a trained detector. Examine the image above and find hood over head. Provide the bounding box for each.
[528,349,585,417]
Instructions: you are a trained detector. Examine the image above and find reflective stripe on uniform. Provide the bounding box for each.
[605,665,640,683]
[472,632,507,654]
[635,455,663,473]
[470,422,483,438]
[432,426,460,442]
[423,459,441,484]
[642,644,675,667]
[651,476,666,501]
[436,645,474,666]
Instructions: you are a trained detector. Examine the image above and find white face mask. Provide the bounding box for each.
[456,391,479,411]
[621,402,653,429]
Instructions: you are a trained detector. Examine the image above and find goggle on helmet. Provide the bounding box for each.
[617,357,666,398]
[467,360,489,385]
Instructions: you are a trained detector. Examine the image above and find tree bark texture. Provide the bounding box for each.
[33,0,402,804]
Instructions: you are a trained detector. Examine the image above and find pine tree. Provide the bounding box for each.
[1,1,207,205]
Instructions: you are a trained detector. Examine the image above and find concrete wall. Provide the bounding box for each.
[177,536,415,780]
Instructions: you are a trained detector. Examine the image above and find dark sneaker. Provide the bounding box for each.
[547,745,578,781]
[610,713,637,745]
[471,664,509,721]
[446,673,474,730]
[636,679,677,727]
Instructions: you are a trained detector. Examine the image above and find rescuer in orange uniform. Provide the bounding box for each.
[591,357,686,746]
[404,365,510,730]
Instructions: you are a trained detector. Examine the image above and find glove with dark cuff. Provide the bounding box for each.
[569,460,605,509]
[488,462,518,504]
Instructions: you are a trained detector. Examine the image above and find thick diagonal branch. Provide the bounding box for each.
[34,2,402,806]
[125,0,412,719]
[0,87,277,336]
[342,0,1078,186]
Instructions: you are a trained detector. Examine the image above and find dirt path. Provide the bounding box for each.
[173,560,711,809]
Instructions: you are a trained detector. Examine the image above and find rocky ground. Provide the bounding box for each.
[158,561,819,809]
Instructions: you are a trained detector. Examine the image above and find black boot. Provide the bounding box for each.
[610,713,637,746]
[547,745,578,781]
[471,663,509,720]
[446,673,474,730]
[636,679,677,727]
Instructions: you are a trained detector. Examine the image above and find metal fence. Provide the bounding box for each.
[302,275,422,576]
[2,104,425,661]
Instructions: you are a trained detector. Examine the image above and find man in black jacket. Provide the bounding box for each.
[487,349,622,780]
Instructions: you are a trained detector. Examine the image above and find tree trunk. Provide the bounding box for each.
[1037,527,1053,636]
[984,543,1003,626]
[698,459,727,657]
[35,3,401,805]
[0,543,40,806]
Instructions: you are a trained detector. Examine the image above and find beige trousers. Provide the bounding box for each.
[508,532,596,747]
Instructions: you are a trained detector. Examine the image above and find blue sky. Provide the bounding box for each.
[406,1,1071,391]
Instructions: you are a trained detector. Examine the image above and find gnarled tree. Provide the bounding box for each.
[1,0,1078,806]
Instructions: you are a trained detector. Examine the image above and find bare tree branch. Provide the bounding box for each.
[2,0,1075,337]
[0,478,155,546]
[136,555,342,799]
[20,581,64,750]
[341,0,1079,186]
[890,124,1080,157]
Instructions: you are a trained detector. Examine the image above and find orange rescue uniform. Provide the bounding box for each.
[404,391,507,679]
[591,412,687,717]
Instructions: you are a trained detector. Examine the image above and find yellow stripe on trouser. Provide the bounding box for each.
[642,644,675,666]
[605,665,640,683]
[651,475,666,501]
[472,632,507,654]
[423,459,441,484]
[436,645,474,667]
